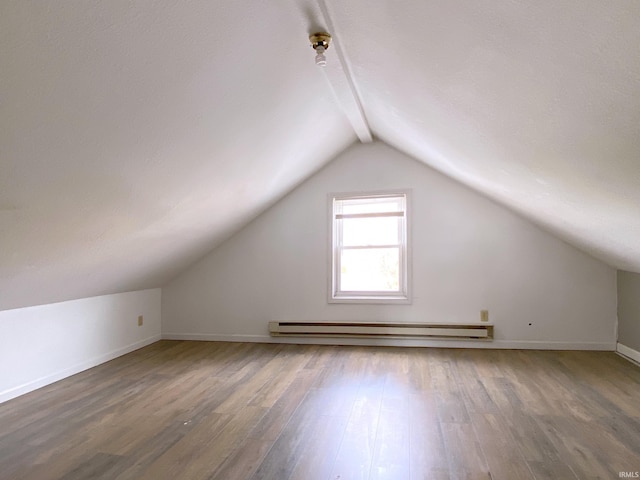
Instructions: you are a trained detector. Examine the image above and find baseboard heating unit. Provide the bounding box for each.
[268,322,494,340]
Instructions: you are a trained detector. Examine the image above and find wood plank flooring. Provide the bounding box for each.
[1,341,639,480]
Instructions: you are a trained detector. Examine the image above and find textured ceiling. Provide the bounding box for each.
[1,1,639,311]
[328,0,640,272]
[0,0,355,310]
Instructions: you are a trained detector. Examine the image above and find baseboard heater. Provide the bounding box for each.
[268,321,494,340]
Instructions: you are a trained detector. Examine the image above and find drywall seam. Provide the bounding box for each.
[317,0,372,143]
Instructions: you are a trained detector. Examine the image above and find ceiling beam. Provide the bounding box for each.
[316,0,373,143]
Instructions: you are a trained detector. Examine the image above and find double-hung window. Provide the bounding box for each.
[330,191,410,303]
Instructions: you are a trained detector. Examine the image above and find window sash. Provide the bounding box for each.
[332,193,408,300]
[340,244,400,250]
[335,211,404,219]
[335,246,405,295]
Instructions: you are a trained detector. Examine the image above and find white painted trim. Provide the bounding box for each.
[328,190,412,304]
[162,333,614,351]
[616,343,640,365]
[163,333,272,343]
[0,334,161,404]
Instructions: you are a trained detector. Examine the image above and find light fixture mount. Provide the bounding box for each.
[309,32,331,67]
[309,32,331,50]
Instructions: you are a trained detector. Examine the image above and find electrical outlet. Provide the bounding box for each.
[138,315,143,326]
[480,310,489,322]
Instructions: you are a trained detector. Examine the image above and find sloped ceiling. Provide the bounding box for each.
[0,1,355,310]
[328,0,640,271]
[1,1,639,311]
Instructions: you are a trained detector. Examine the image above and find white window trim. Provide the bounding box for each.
[328,190,412,304]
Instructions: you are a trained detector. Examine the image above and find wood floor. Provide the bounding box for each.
[1,341,639,480]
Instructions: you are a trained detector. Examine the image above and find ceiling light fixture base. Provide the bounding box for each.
[309,32,331,67]
[309,32,331,50]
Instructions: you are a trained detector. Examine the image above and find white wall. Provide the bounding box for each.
[0,288,161,403]
[162,142,617,350]
[617,270,640,362]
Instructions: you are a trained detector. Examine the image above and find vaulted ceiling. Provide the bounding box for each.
[1,1,639,310]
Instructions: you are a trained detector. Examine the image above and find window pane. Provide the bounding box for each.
[340,248,400,292]
[342,216,399,247]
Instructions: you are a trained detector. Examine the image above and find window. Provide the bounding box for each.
[330,191,410,303]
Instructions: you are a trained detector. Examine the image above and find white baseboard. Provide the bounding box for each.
[617,343,640,365]
[162,333,614,351]
[163,333,276,343]
[0,334,161,404]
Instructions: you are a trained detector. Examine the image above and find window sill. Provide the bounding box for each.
[329,295,411,305]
